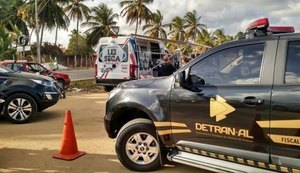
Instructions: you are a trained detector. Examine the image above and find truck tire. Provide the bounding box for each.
[115,118,162,171]
[104,86,114,92]
[3,93,37,124]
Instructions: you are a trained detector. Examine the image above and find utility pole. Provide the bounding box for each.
[35,0,41,63]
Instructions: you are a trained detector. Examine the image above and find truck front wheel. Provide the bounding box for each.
[115,118,162,171]
[104,86,114,92]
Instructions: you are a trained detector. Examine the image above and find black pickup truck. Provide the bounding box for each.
[104,18,300,173]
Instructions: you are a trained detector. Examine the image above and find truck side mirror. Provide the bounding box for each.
[175,71,186,88]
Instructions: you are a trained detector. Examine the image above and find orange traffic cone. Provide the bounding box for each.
[53,110,86,161]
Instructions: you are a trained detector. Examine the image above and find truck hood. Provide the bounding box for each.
[120,76,174,89]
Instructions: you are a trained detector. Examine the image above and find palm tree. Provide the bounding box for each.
[142,10,167,38]
[55,0,72,45]
[1,0,28,35]
[235,31,244,39]
[19,0,69,45]
[82,3,119,46]
[38,0,70,45]
[120,0,153,35]
[213,29,227,46]
[184,10,206,42]
[0,24,17,60]
[64,0,91,45]
[168,16,186,41]
[196,28,214,51]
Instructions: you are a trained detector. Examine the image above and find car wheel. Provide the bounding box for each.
[115,118,162,171]
[3,93,37,124]
[104,86,114,92]
[57,79,65,89]
[57,79,66,98]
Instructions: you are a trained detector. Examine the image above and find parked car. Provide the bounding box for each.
[105,18,300,172]
[1,60,71,89]
[0,65,61,123]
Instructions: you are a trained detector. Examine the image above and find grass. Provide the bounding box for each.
[68,79,103,92]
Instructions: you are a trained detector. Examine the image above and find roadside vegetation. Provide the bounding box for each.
[0,0,244,62]
[68,79,102,93]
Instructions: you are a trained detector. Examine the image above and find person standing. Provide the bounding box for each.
[160,55,175,76]
[181,56,190,67]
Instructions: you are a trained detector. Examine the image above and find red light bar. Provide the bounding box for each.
[267,26,295,33]
[247,18,269,30]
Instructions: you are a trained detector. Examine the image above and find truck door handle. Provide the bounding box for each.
[243,96,264,107]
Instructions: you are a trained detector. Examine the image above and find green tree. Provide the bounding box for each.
[19,0,69,45]
[39,0,70,44]
[213,29,227,46]
[0,24,16,60]
[168,16,186,41]
[184,10,206,42]
[82,3,119,46]
[0,0,28,35]
[65,30,93,56]
[142,10,167,38]
[120,0,153,35]
[235,31,244,39]
[196,28,214,51]
[64,0,91,45]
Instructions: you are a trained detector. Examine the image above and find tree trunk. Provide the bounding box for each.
[77,19,79,47]
[40,25,44,47]
[67,57,69,67]
[80,55,83,67]
[55,27,58,46]
[74,55,77,67]
[85,55,88,68]
[29,29,34,44]
[135,17,139,35]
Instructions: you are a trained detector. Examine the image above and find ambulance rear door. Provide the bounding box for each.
[97,38,129,80]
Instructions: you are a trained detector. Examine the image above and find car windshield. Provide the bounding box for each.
[27,63,47,72]
[0,65,14,73]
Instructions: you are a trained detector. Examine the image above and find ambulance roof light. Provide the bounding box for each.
[247,18,269,31]
[267,26,295,34]
[242,18,295,39]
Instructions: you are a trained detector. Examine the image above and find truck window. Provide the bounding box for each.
[285,41,300,84]
[190,43,265,85]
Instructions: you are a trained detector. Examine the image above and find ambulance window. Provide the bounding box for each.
[190,43,265,86]
[285,41,300,84]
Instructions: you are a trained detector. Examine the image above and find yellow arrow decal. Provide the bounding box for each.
[210,95,235,122]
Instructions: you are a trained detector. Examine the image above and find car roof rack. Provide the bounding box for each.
[239,18,295,39]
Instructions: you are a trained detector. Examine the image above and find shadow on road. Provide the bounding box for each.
[0,148,203,173]
[0,111,63,124]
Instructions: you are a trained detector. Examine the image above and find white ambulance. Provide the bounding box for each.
[95,35,168,91]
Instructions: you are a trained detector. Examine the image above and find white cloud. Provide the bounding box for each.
[34,0,300,48]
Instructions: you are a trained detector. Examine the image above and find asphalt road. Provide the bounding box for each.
[0,92,211,173]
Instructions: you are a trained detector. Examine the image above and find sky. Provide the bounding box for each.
[39,0,300,48]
